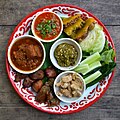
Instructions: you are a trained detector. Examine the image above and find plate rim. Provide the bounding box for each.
[5,4,116,114]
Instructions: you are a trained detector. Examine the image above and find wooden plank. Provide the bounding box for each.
[0,107,119,120]
[0,92,28,107]
[0,0,120,25]
[0,90,119,108]
[0,26,16,93]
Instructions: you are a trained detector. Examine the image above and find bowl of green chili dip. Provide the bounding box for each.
[50,38,82,71]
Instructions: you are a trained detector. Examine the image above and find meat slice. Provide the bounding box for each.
[45,78,54,87]
[32,80,43,92]
[29,70,44,80]
[13,50,25,60]
[36,91,46,103]
[60,89,72,98]
[34,45,42,57]
[45,66,57,78]
[50,98,60,106]
[35,85,50,103]
[18,44,27,52]
[26,45,42,58]
[15,73,27,82]
[61,74,72,82]
[35,77,60,106]
[47,92,54,101]
[23,77,34,88]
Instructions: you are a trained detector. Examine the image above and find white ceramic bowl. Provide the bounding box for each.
[50,38,82,71]
[7,35,46,74]
[31,11,63,42]
[54,71,86,103]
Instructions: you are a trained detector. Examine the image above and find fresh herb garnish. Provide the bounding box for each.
[36,20,56,38]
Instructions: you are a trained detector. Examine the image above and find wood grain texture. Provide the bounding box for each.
[0,0,120,119]
[0,0,120,25]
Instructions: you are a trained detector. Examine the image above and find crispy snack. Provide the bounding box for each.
[62,14,81,28]
[64,18,85,36]
[56,73,84,98]
[63,14,96,42]
[71,18,96,41]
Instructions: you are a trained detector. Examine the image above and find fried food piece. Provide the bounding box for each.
[64,18,85,36]
[45,78,54,87]
[56,73,84,98]
[72,90,82,97]
[45,66,57,78]
[63,14,81,28]
[60,89,72,98]
[71,18,96,41]
[15,72,27,82]
[32,80,43,92]
[35,85,50,103]
[49,98,60,107]
[61,74,72,82]
[23,77,34,88]
[29,70,44,80]
[35,77,60,106]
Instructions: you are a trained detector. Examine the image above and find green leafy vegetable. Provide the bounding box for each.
[75,38,116,88]
[100,40,115,64]
[84,40,116,87]
[42,76,48,84]
[101,49,115,64]
[80,24,105,54]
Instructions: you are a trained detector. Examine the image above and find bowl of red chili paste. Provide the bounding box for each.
[31,11,63,42]
[7,35,46,74]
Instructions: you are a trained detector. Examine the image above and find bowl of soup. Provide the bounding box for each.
[7,35,46,74]
[31,11,63,42]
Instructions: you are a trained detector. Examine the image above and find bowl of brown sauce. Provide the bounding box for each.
[7,35,46,74]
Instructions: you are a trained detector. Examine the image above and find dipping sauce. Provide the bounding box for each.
[34,12,62,40]
[54,43,78,67]
[10,37,44,71]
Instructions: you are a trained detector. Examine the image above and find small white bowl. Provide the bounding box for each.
[7,35,46,74]
[50,38,82,71]
[31,11,63,42]
[54,71,86,103]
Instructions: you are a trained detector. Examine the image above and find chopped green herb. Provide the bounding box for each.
[52,23,56,29]
[47,20,51,24]
[36,20,57,38]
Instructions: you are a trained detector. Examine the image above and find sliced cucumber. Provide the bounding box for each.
[84,71,102,84]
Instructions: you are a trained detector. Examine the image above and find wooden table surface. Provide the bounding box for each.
[0,0,120,120]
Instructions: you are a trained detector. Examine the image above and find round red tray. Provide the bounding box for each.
[6,4,115,114]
